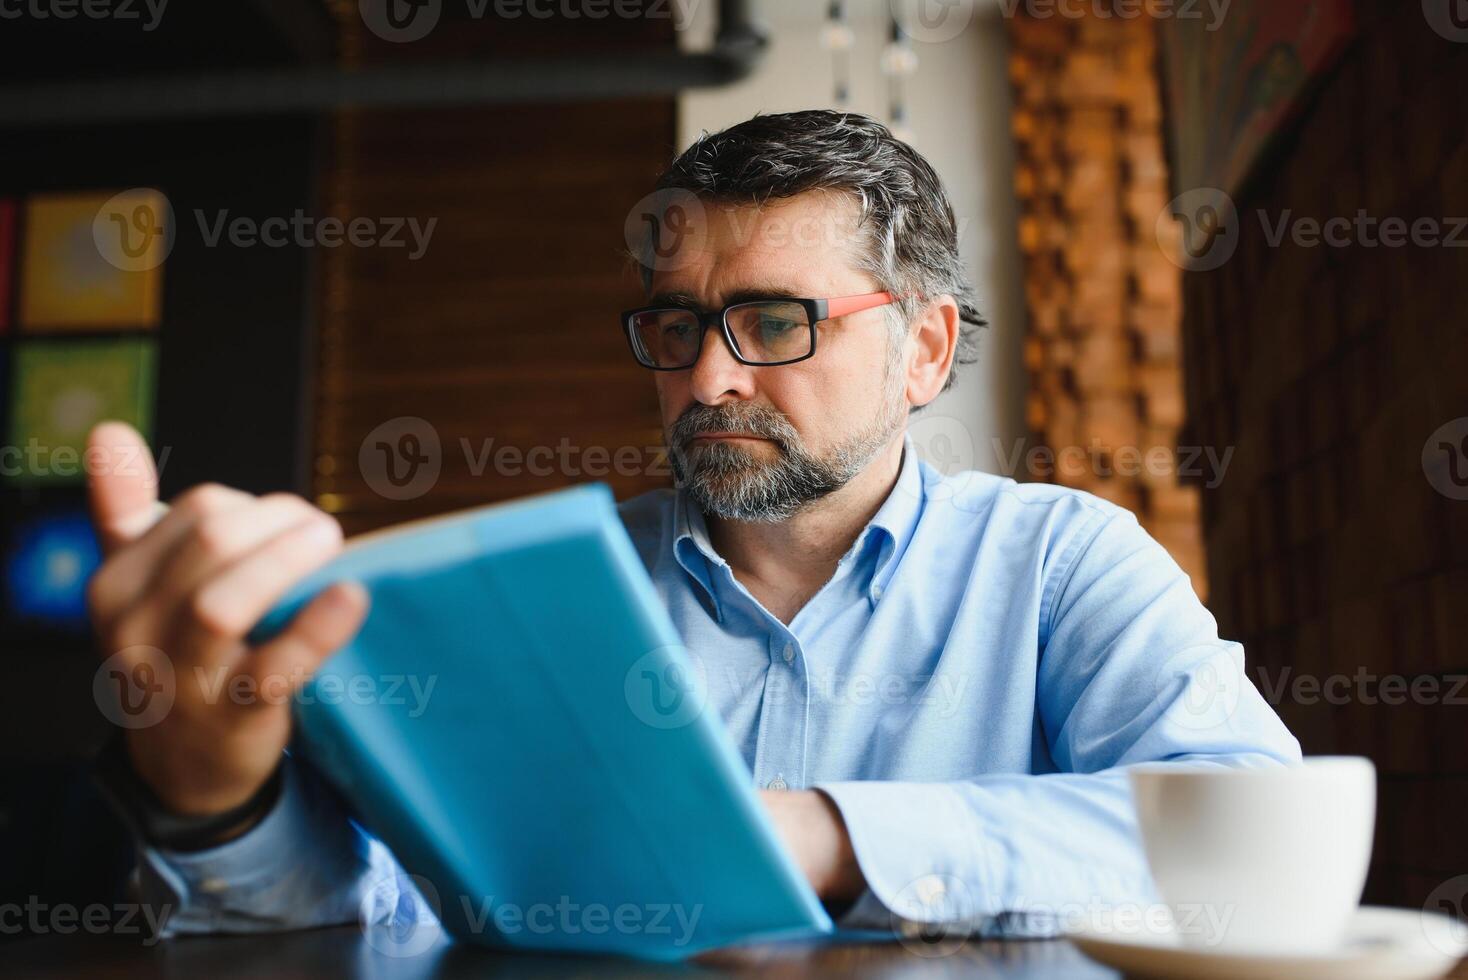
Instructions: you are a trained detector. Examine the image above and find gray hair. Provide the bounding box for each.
[636,109,985,394]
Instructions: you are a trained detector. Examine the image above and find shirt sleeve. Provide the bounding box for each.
[816,508,1303,936]
[136,754,437,938]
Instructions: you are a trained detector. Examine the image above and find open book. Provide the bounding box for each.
[252,483,832,959]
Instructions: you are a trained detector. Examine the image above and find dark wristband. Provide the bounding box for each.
[92,732,285,853]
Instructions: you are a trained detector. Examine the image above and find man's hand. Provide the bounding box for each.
[87,421,369,821]
[760,789,866,902]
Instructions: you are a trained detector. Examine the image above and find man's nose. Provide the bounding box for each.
[687,323,757,405]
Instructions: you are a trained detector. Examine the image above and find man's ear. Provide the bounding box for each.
[905,295,960,409]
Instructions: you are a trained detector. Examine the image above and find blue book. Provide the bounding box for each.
[253,484,834,959]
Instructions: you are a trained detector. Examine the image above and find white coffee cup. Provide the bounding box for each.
[1129,756,1376,954]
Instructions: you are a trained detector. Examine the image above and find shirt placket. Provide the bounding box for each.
[750,623,810,792]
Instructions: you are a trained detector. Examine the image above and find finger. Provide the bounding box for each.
[184,515,346,646]
[246,581,369,700]
[145,494,326,624]
[88,483,251,627]
[86,421,163,554]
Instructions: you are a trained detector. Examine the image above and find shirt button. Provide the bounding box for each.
[872,584,884,601]
[768,775,788,791]
[782,643,795,665]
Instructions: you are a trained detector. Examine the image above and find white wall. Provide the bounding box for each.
[676,1,1027,474]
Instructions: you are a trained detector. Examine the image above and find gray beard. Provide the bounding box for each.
[667,397,905,524]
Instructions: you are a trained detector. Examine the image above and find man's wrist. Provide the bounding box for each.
[807,789,866,901]
[763,788,867,902]
[92,733,283,852]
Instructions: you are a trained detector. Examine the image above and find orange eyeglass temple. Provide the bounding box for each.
[825,291,906,318]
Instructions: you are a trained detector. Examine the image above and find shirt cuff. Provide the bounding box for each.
[815,780,997,932]
[138,756,375,935]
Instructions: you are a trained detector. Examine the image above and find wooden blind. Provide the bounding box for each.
[312,26,678,535]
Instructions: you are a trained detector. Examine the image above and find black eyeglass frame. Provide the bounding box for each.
[620,291,901,371]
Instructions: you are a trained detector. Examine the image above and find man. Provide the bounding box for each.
[87,110,1299,941]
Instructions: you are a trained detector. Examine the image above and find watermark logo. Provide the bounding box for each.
[360,0,442,42]
[360,872,444,958]
[1158,187,1239,272]
[906,414,985,511]
[194,210,436,258]
[1423,876,1468,957]
[360,416,442,501]
[624,645,707,729]
[624,188,706,273]
[994,0,1232,30]
[360,0,698,42]
[890,0,976,44]
[1423,418,1468,500]
[0,0,169,31]
[92,189,174,273]
[1153,642,1245,733]
[93,646,175,729]
[1254,667,1467,708]
[891,874,976,958]
[993,437,1233,489]
[1423,0,1468,42]
[0,898,171,944]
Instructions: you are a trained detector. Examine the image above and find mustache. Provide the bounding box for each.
[669,403,800,450]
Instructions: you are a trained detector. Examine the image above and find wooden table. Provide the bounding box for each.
[11,922,1468,978]
[6,925,1120,978]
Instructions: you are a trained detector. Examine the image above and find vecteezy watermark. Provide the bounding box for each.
[1254,667,1468,708]
[360,416,443,501]
[624,645,708,729]
[191,665,439,717]
[711,664,972,719]
[358,417,675,501]
[888,0,978,44]
[357,871,704,957]
[992,437,1234,489]
[93,646,176,730]
[886,882,1239,959]
[1153,643,1247,733]
[994,0,1231,31]
[0,0,168,31]
[1159,189,1468,271]
[0,439,171,483]
[358,0,700,43]
[1422,0,1468,42]
[1423,418,1468,500]
[0,898,172,945]
[93,650,440,729]
[1423,875,1468,958]
[890,874,978,957]
[194,210,436,260]
[1157,187,1240,271]
[1256,210,1468,250]
[361,873,445,958]
[93,188,175,272]
[625,190,900,275]
[1033,896,1236,947]
[461,438,673,481]
[458,895,703,948]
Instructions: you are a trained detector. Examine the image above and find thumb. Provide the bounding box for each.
[86,421,163,554]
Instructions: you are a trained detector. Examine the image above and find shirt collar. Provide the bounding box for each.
[672,434,927,618]
[673,488,727,622]
[859,434,925,603]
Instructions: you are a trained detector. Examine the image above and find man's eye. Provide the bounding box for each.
[665,322,697,339]
[759,317,799,335]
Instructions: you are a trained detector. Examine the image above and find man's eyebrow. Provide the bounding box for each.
[646,286,805,310]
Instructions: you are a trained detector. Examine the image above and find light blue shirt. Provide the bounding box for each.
[137,440,1300,938]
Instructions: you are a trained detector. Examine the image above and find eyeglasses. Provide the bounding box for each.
[621,292,902,370]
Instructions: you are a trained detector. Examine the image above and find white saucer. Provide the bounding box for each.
[1067,906,1468,980]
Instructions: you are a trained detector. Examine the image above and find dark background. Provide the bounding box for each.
[1,0,1464,943]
